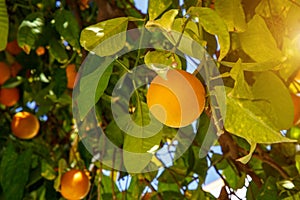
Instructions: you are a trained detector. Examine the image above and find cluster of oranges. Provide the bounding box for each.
[0,40,24,107]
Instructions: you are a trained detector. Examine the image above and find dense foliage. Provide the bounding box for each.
[1,0,300,199]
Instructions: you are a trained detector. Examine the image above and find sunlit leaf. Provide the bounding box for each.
[80,17,128,56]
[146,9,179,32]
[123,102,162,172]
[0,0,8,51]
[252,72,294,130]
[188,7,230,60]
[144,50,182,77]
[148,0,172,20]
[17,12,44,54]
[41,159,56,180]
[221,59,283,72]
[229,59,252,99]
[215,0,247,32]
[225,88,296,144]
[239,15,283,62]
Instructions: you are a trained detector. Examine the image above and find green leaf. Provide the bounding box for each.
[41,159,56,180]
[95,64,113,103]
[230,59,252,99]
[195,113,218,159]
[53,159,67,191]
[123,102,162,172]
[77,55,112,120]
[17,12,44,54]
[0,144,32,200]
[239,15,283,62]
[54,10,81,49]
[148,0,172,20]
[146,9,179,32]
[257,177,278,200]
[215,0,247,32]
[225,88,296,144]
[105,120,124,147]
[2,77,23,88]
[237,142,256,164]
[53,67,67,98]
[0,0,8,51]
[255,0,291,18]
[163,18,206,59]
[188,7,230,60]
[49,38,68,63]
[144,50,182,76]
[221,59,283,72]
[80,17,128,56]
[252,72,294,130]
[282,192,300,200]
[295,155,300,174]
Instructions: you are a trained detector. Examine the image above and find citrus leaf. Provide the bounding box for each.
[53,67,67,98]
[95,64,113,104]
[77,55,112,120]
[148,0,172,20]
[239,15,283,62]
[146,9,179,32]
[255,0,291,18]
[41,159,56,180]
[49,38,68,63]
[225,89,296,144]
[237,142,256,164]
[17,12,44,54]
[230,59,252,99]
[144,50,182,75]
[215,0,247,32]
[0,0,8,51]
[188,7,230,60]
[80,17,128,56]
[123,102,162,172]
[0,144,32,200]
[257,177,278,200]
[221,59,283,72]
[54,159,67,191]
[54,10,80,49]
[252,72,294,130]
[160,17,206,59]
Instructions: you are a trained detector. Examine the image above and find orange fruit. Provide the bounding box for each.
[0,88,20,107]
[146,69,206,128]
[35,46,45,56]
[6,40,22,55]
[291,93,300,125]
[0,62,11,85]
[60,169,91,200]
[66,64,78,89]
[11,62,22,77]
[11,111,40,139]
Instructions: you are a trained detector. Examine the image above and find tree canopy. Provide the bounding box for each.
[1,0,300,199]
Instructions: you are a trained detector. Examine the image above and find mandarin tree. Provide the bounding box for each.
[1,0,300,200]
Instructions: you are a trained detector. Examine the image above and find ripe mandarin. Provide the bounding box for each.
[11,111,40,139]
[6,40,22,55]
[0,62,11,85]
[0,88,19,107]
[147,69,206,128]
[66,64,77,89]
[291,93,300,125]
[60,169,91,200]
